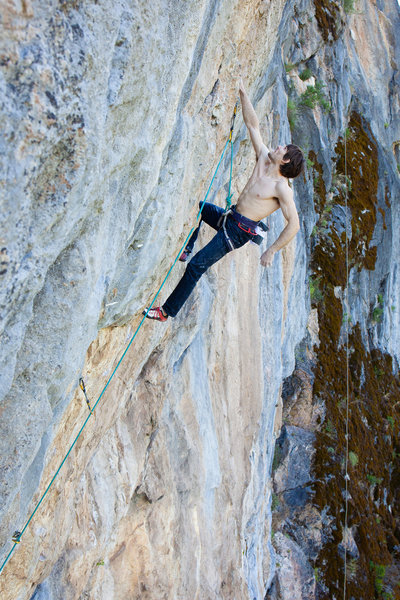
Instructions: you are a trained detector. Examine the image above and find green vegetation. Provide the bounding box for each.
[299,81,331,112]
[272,444,282,471]
[325,419,335,436]
[306,156,315,169]
[349,451,358,467]
[372,306,383,322]
[366,474,383,485]
[387,416,395,430]
[370,562,386,595]
[372,294,385,324]
[287,79,330,130]
[96,559,105,566]
[285,62,296,73]
[287,98,298,130]
[309,276,324,304]
[271,493,280,511]
[343,0,356,13]
[347,558,358,577]
[300,68,313,81]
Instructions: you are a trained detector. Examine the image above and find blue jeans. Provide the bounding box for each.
[163,202,254,317]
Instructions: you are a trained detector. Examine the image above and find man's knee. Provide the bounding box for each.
[187,254,208,279]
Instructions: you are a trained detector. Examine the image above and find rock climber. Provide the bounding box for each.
[144,79,304,322]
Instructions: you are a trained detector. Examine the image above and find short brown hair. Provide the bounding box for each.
[279,144,305,179]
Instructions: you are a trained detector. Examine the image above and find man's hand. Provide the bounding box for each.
[260,247,275,268]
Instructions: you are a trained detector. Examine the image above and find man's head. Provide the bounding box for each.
[278,144,305,179]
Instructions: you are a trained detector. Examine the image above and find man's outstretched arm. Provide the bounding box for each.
[239,80,269,158]
[260,183,300,267]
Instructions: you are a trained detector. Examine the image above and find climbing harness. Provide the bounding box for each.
[217,205,269,250]
[79,377,94,415]
[0,103,240,578]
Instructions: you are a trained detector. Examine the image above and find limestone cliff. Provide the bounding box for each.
[0,1,399,599]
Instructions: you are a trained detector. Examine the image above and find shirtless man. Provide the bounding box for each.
[145,80,304,321]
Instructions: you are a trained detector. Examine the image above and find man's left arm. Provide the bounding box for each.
[260,184,300,267]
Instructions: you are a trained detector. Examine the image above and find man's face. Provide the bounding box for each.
[269,145,288,163]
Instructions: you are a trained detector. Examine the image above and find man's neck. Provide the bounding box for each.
[265,161,284,180]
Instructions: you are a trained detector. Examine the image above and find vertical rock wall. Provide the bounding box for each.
[0,0,399,599]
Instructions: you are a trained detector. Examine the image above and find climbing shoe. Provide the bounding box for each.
[143,306,168,321]
[179,247,191,262]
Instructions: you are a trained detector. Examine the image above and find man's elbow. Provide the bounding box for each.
[289,219,300,236]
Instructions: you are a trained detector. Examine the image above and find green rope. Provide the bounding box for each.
[0,117,237,577]
[225,101,238,209]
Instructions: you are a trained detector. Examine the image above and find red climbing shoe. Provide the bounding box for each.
[143,306,168,321]
[179,248,191,262]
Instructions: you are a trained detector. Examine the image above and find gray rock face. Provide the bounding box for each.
[0,0,399,598]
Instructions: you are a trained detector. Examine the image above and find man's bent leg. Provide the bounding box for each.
[163,228,231,317]
[180,202,225,260]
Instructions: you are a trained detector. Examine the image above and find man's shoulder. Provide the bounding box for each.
[275,178,293,200]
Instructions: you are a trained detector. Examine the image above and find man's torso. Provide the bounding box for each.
[236,152,289,221]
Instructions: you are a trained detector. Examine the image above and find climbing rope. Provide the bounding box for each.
[225,101,238,209]
[343,124,350,599]
[0,105,238,577]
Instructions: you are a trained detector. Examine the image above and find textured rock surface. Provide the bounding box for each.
[0,0,399,599]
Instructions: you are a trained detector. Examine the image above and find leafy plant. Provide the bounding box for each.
[299,81,331,112]
[325,419,335,436]
[349,451,358,467]
[285,62,296,73]
[306,156,315,168]
[387,416,395,430]
[300,68,313,81]
[366,474,383,485]
[372,306,384,323]
[309,276,323,303]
